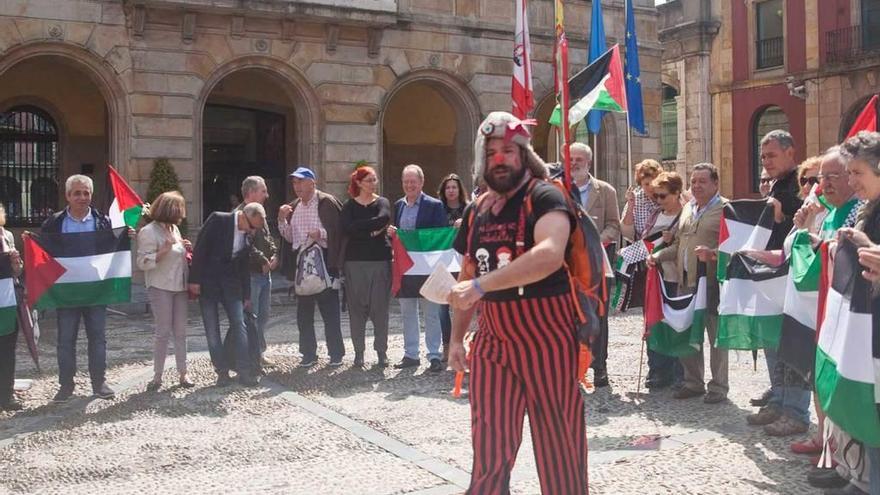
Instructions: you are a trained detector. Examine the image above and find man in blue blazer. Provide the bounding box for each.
[389,164,447,372]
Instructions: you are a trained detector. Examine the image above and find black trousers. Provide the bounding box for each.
[0,329,17,403]
[297,288,345,361]
[590,313,609,374]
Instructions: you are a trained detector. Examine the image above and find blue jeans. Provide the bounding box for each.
[56,306,107,390]
[250,273,271,354]
[868,446,880,495]
[200,292,251,377]
[399,297,442,361]
[767,349,811,424]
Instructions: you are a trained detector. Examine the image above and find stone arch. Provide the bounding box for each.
[378,69,481,199]
[839,94,875,143]
[0,41,130,177]
[195,56,322,222]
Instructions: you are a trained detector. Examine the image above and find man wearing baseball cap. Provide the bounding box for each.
[278,166,346,367]
[449,111,587,494]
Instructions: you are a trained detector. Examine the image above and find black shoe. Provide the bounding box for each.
[239,375,260,387]
[645,377,672,389]
[299,357,317,368]
[52,386,74,404]
[178,379,195,389]
[328,356,344,368]
[146,380,162,392]
[593,373,609,388]
[93,383,116,400]
[216,372,232,387]
[750,388,773,407]
[394,357,420,369]
[376,352,389,368]
[353,353,365,368]
[428,358,443,372]
[0,399,23,411]
[807,467,849,489]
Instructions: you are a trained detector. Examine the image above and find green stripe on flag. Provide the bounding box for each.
[396,227,457,252]
[593,90,624,112]
[716,314,782,350]
[790,230,820,292]
[36,278,131,310]
[816,346,880,447]
[647,312,705,357]
[123,204,143,230]
[0,305,16,337]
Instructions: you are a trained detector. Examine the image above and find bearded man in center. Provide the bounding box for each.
[449,111,588,494]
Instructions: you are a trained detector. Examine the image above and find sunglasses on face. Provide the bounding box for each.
[799,176,819,187]
[653,193,669,200]
[760,178,772,184]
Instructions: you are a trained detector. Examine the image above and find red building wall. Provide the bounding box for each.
[818,0,852,65]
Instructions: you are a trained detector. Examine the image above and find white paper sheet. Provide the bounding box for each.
[419,263,458,305]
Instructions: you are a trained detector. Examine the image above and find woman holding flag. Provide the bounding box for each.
[0,204,23,411]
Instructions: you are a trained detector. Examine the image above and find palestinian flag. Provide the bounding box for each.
[391,227,461,298]
[0,254,18,336]
[717,199,776,282]
[108,165,144,229]
[815,238,880,447]
[777,230,821,379]
[24,228,132,310]
[611,235,660,312]
[549,44,627,127]
[846,94,878,140]
[644,263,706,357]
[717,251,788,350]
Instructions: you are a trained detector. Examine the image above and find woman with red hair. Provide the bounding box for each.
[340,166,393,368]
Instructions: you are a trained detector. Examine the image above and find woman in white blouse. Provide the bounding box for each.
[137,192,192,391]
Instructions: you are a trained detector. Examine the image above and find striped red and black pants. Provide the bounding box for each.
[467,293,588,495]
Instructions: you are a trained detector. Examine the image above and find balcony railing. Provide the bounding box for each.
[756,36,784,69]
[826,24,880,64]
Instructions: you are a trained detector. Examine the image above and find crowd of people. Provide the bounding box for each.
[1,107,880,494]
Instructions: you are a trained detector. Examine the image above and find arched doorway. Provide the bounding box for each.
[752,105,790,192]
[381,73,480,201]
[0,54,116,226]
[201,69,299,222]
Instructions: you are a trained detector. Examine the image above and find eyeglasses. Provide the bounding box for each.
[653,193,669,200]
[817,173,842,181]
[760,178,772,184]
[799,176,819,187]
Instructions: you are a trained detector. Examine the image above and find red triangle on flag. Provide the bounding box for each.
[846,94,878,140]
[643,265,664,334]
[717,210,730,247]
[390,234,415,297]
[606,45,628,112]
[108,165,143,211]
[23,235,66,308]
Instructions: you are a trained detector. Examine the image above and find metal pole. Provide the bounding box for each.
[625,111,633,191]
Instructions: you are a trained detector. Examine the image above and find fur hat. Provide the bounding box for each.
[473,111,549,186]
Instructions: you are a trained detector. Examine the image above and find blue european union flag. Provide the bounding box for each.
[625,0,646,134]
[586,0,607,134]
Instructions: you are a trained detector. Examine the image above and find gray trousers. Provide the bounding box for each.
[344,261,391,355]
[679,285,729,395]
[148,287,188,379]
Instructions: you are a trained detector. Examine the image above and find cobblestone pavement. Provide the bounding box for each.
[0,292,820,494]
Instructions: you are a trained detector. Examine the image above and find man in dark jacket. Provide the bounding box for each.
[389,164,447,372]
[41,175,118,403]
[190,202,265,386]
[278,167,346,368]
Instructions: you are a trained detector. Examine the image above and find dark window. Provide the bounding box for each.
[752,106,790,192]
[862,0,880,50]
[661,85,678,161]
[756,0,784,69]
[0,106,60,226]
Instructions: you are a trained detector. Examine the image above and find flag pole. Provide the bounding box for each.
[625,110,633,191]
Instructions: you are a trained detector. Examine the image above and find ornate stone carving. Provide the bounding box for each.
[132,4,146,39]
[182,12,196,43]
[231,16,245,39]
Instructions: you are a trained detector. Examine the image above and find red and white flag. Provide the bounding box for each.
[511,0,534,119]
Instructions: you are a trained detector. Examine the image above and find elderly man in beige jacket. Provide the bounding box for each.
[648,162,729,404]
[570,142,620,387]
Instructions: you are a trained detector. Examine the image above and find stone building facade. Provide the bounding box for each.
[0,0,660,230]
[659,0,880,199]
